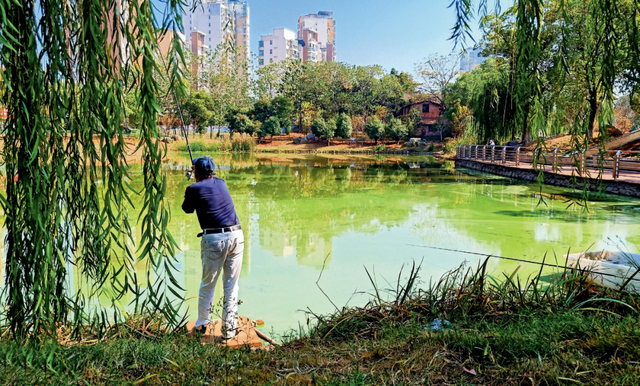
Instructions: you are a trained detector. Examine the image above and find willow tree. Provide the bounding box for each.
[0,0,188,339]
[454,0,640,141]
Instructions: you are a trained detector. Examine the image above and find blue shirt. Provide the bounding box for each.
[182,177,240,229]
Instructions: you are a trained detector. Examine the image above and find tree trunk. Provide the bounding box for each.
[587,88,599,140]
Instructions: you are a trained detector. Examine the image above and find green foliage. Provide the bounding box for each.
[386,118,408,142]
[184,90,214,134]
[0,0,187,340]
[226,108,255,136]
[365,116,385,143]
[406,107,423,135]
[310,117,328,138]
[261,116,281,138]
[335,113,353,139]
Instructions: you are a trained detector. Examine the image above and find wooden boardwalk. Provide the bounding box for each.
[186,317,267,348]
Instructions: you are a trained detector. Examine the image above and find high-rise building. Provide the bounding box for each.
[298,11,335,62]
[299,28,319,63]
[258,28,299,67]
[183,0,250,60]
[460,47,486,73]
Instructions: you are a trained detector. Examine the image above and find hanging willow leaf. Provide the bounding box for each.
[0,0,186,341]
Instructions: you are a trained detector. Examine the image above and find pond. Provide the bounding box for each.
[3,153,640,335]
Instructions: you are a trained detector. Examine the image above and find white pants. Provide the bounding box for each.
[196,229,244,338]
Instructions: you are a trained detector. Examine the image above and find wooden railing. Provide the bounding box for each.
[456,145,640,180]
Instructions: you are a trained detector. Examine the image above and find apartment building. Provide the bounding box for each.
[183,0,250,60]
[300,28,319,63]
[258,28,299,67]
[298,11,335,62]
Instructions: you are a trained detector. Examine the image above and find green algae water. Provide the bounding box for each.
[2,153,640,335]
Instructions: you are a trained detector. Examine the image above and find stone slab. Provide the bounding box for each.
[186,316,262,348]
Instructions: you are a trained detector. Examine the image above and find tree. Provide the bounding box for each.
[406,107,423,137]
[415,54,460,106]
[310,117,335,144]
[365,116,385,144]
[335,113,353,139]
[0,0,184,339]
[226,108,255,136]
[261,116,281,138]
[273,96,293,134]
[184,91,213,134]
[387,118,408,144]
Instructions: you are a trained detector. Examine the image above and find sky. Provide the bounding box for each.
[154,0,492,75]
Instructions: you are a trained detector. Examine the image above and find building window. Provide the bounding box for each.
[270,40,272,45]
[259,50,263,56]
[259,58,264,65]
[422,104,429,113]
[209,23,211,27]
[259,41,264,47]
[270,58,273,62]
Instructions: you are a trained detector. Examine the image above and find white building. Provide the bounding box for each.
[460,47,486,73]
[298,11,335,62]
[183,0,250,60]
[258,28,299,67]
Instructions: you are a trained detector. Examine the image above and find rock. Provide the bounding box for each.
[172,135,180,141]
[164,137,174,143]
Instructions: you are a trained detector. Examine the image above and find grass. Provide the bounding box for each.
[175,134,257,153]
[1,260,640,385]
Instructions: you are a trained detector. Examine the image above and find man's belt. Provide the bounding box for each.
[197,225,242,237]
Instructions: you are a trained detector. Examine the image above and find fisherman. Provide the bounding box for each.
[182,156,244,339]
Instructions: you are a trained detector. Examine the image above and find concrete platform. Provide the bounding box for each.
[186,317,264,348]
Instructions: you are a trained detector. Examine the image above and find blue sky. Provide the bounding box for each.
[154,0,494,74]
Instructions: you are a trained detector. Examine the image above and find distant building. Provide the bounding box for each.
[298,11,336,62]
[460,47,486,73]
[258,28,299,67]
[183,0,250,60]
[395,100,444,137]
[299,28,320,63]
[157,29,187,56]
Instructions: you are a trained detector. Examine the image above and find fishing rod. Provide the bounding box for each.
[157,48,194,179]
[407,244,640,282]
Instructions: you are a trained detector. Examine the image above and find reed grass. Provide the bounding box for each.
[1,260,639,385]
[176,134,257,153]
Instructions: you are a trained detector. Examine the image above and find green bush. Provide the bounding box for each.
[365,116,385,144]
[335,113,353,139]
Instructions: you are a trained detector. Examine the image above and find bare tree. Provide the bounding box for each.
[414,53,460,106]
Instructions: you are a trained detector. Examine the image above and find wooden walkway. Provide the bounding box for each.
[186,317,269,348]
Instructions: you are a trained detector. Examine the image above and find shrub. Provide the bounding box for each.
[261,116,281,138]
[335,113,353,139]
[386,118,408,143]
[365,116,385,144]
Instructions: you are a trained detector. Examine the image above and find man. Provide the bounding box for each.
[182,156,244,339]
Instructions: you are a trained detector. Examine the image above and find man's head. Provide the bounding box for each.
[193,156,216,181]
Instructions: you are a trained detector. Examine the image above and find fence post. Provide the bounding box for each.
[491,146,495,163]
[553,148,558,173]
[614,150,621,180]
[516,147,521,166]
[502,147,507,164]
[483,146,486,161]
[456,146,460,158]
[580,150,586,175]
[475,145,479,160]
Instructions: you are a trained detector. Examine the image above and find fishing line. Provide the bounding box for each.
[406,244,640,282]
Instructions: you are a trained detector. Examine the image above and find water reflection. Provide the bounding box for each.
[2,153,639,333]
